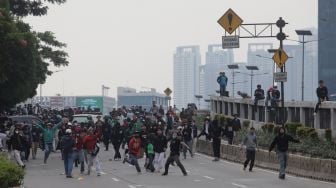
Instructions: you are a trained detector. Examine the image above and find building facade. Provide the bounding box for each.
[117,87,168,110]
[173,46,201,109]
[318,0,336,98]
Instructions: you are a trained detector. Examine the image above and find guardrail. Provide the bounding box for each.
[210,96,336,137]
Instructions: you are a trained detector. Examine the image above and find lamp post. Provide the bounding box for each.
[40,70,63,104]
[195,95,203,110]
[236,66,269,97]
[227,64,239,98]
[295,30,313,101]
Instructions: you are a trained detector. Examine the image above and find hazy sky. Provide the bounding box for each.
[25,0,317,98]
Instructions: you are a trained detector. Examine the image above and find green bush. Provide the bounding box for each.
[285,122,303,136]
[325,129,332,142]
[273,125,282,135]
[296,127,318,140]
[242,120,250,129]
[0,155,25,188]
[261,123,275,133]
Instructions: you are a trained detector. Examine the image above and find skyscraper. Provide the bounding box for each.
[318,0,336,98]
[173,46,201,109]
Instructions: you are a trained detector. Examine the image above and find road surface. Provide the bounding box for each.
[23,148,335,188]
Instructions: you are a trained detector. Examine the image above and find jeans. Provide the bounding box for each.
[220,85,226,96]
[31,142,39,159]
[112,141,122,159]
[277,151,288,176]
[212,137,221,158]
[63,152,74,177]
[154,152,165,171]
[44,143,53,163]
[244,149,255,170]
[125,154,141,172]
[164,155,187,175]
[73,150,85,173]
[87,154,102,175]
[14,149,24,166]
[183,140,193,158]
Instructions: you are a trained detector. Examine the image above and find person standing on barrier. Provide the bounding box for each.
[254,85,265,113]
[242,127,257,172]
[269,127,300,180]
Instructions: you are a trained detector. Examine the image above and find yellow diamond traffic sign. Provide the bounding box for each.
[218,8,243,34]
[164,88,172,96]
[272,48,289,68]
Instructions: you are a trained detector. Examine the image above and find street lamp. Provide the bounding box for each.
[236,66,269,97]
[195,95,203,110]
[294,30,313,101]
[40,70,63,104]
[227,64,239,98]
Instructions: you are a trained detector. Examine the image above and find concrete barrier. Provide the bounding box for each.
[196,139,336,182]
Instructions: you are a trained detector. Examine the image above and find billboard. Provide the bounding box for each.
[76,97,103,111]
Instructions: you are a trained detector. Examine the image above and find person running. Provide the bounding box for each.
[31,124,40,160]
[314,80,329,115]
[73,129,85,174]
[269,127,300,180]
[60,129,75,178]
[9,127,26,168]
[242,127,257,172]
[145,134,155,172]
[111,121,124,160]
[182,122,193,159]
[83,127,102,176]
[153,129,167,172]
[123,132,142,174]
[37,119,62,164]
[162,131,188,176]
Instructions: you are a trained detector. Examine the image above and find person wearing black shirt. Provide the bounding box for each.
[162,132,188,176]
[182,122,193,159]
[31,124,40,160]
[269,127,300,180]
[254,85,265,112]
[314,80,329,115]
[211,120,225,161]
[111,121,124,160]
[225,114,241,145]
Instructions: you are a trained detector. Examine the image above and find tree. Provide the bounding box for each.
[0,0,68,110]
[10,0,67,17]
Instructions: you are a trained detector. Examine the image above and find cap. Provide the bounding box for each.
[66,129,72,134]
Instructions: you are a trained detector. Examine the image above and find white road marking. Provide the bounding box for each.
[196,153,336,186]
[203,176,215,180]
[112,178,119,182]
[186,170,190,173]
[232,183,247,188]
[128,185,136,188]
[194,179,201,182]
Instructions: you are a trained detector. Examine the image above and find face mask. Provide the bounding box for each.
[15,131,19,134]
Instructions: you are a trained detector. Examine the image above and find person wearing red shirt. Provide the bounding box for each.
[123,132,142,174]
[83,128,102,176]
[73,130,85,174]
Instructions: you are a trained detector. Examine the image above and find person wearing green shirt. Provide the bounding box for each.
[145,137,155,172]
[37,120,63,164]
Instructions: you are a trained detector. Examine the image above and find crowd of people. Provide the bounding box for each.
[0,97,308,181]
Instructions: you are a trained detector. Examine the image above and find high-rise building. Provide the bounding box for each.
[246,43,274,96]
[173,46,201,109]
[318,0,336,98]
[201,45,234,107]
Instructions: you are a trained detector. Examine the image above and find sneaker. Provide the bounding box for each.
[122,158,126,164]
[249,169,253,172]
[162,173,168,176]
[66,176,73,178]
[21,165,26,169]
[313,112,317,116]
[97,173,101,176]
[243,166,246,171]
[183,173,188,176]
[279,174,285,180]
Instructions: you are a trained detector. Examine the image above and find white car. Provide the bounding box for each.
[72,114,102,124]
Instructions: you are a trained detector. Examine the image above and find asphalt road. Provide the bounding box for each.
[23,148,335,188]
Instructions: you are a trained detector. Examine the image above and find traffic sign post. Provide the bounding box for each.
[218,8,243,34]
[272,48,289,68]
[222,36,239,48]
[274,72,287,82]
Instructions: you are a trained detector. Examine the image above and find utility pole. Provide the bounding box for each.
[276,17,287,126]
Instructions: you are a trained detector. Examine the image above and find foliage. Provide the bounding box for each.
[10,0,67,17]
[285,122,303,136]
[0,1,68,110]
[242,120,250,129]
[296,127,317,139]
[325,129,332,142]
[0,155,25,187]
[261,123,275,133]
